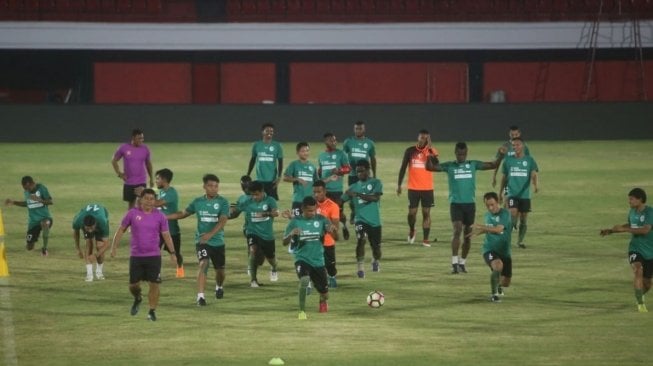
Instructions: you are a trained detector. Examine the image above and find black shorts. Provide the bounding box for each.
[450,203,476,226]
[84,229,107,242]
[196,244,226,269]
[355,222,382,246]
[483,251,512,278]
[26,219,53,244]
[326,191,344,207]
[295,260,329,294]
[129,256,162,284]
[123,183,146,203]
[160,233,181,254]
[507,197,531,213]
[628,251,653,278]
[407,189,434,209]
[247,234,276,259]
[323,245,336,268]
[261,181,279,201]
[291,201,303,217]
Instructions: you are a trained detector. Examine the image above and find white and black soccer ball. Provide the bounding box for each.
[366,290,385,308]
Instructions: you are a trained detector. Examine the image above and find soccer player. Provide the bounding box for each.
[283,142,319,217]
[396,129,439,246]
[468,192,513,302]
[343,120,377,225]
[491,125,531,188]
[343,160,383,278]
[154,168,184,278]
[313,180,341,288]
[317,132,351,240]
[111,128,154,210]
[167,174,229,306]
[5,176,53,256]
[433,142,506,274]
[499,137,539,249]
[600,188,653,313]
[229,175,253,275]
[247,123,284,200]
[283,196,336,320]
[72,203,110,281]
[108,189,176,321]
[233,181,280,287]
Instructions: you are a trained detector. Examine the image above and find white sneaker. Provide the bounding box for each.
[85,274,94,282]
[250,280,260,288]
[95,272,105,280]
[270,271,279,282]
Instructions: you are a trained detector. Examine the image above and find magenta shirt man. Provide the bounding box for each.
[111,128,154,209]
[120,208,169,257]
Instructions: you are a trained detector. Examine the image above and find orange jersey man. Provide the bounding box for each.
[313,180,341,287]
[397,130,439,246]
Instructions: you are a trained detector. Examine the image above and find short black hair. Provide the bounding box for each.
[83,215,96,227]
[261,123,274,131]
[156,168,173,183]
[455,142,467,150]
[355,120,365,126]
[249,181,264,193]
[203,174,220,184]
[141,188,157,197]
[483,192,499,202]
[132,128,144,137]
[511,137,524,143]
[356,160,370,170]
[313,180,326,188]
[323,132,334,139]
[418,129,430,135]
[509,125,520,131]
[629,188,647,203]
[21,176,34,185]
[302,196,317,207]
[296,142,309,152]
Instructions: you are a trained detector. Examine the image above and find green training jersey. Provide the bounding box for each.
[237,194,277,241]
[318,149,350,193]
[343,136,376,177]
[439,160,485,204]
[481,208,512,258]
[185,195,230,247]
[284,160,318,203]
[24,183,52,227]
[284,214,330,268]
[72,203,110,238]
[157,186,180,235]
[628,205,653,260]
[342,178,383,227]
[502,155,539,199]
[251,140,284,182]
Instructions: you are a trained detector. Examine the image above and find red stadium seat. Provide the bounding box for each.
[145,0,161,13]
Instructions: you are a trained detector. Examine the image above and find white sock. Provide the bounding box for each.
[96,263,104,273]
[216,285,222,290]
[197,292,205,300]
[86,264,93,276]
[459,257,466,265]
[452,256,459,265]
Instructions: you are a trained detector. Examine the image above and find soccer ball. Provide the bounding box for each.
[366,290,385,308]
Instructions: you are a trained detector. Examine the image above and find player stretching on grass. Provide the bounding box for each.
[72,203,110,281]
[600,188,653,313]
[5,176,53,256]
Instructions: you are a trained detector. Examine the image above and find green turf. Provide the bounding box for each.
[0,140,651,366]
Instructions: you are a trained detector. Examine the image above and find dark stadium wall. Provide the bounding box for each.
[1,103,651,142]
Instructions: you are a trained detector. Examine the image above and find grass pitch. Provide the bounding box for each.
[0,140,652,366]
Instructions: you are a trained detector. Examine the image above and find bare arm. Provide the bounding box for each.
[396,149,410,195]
[111,158,125,181]
[247,156,256,176]
[499,174,508,203]
[467,223,505,237]
[531,171,539,193]
[73,229,83,258]
[167,210,192,221]
[199,215,228,244]
[5,199,27,207]
[370,156,377,178]
[146,159,154,187]
[602,223,651,236]
[108,225,128,258]
[160,231,176,254]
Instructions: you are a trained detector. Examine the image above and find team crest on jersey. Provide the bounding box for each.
[313,221,320,228]
[126,150,132,156]
[214,203,220,210]
[269,146,275,152]
[308,166,314,172]
[522,161,528,167]
[363,143,368,148]
[641,215,646,223]
[262,204,268,211]
[366,184,373,191]
[332,154,336,159]
[495,216,500,222]
[465,163,470,168]
[136,215,142,221]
